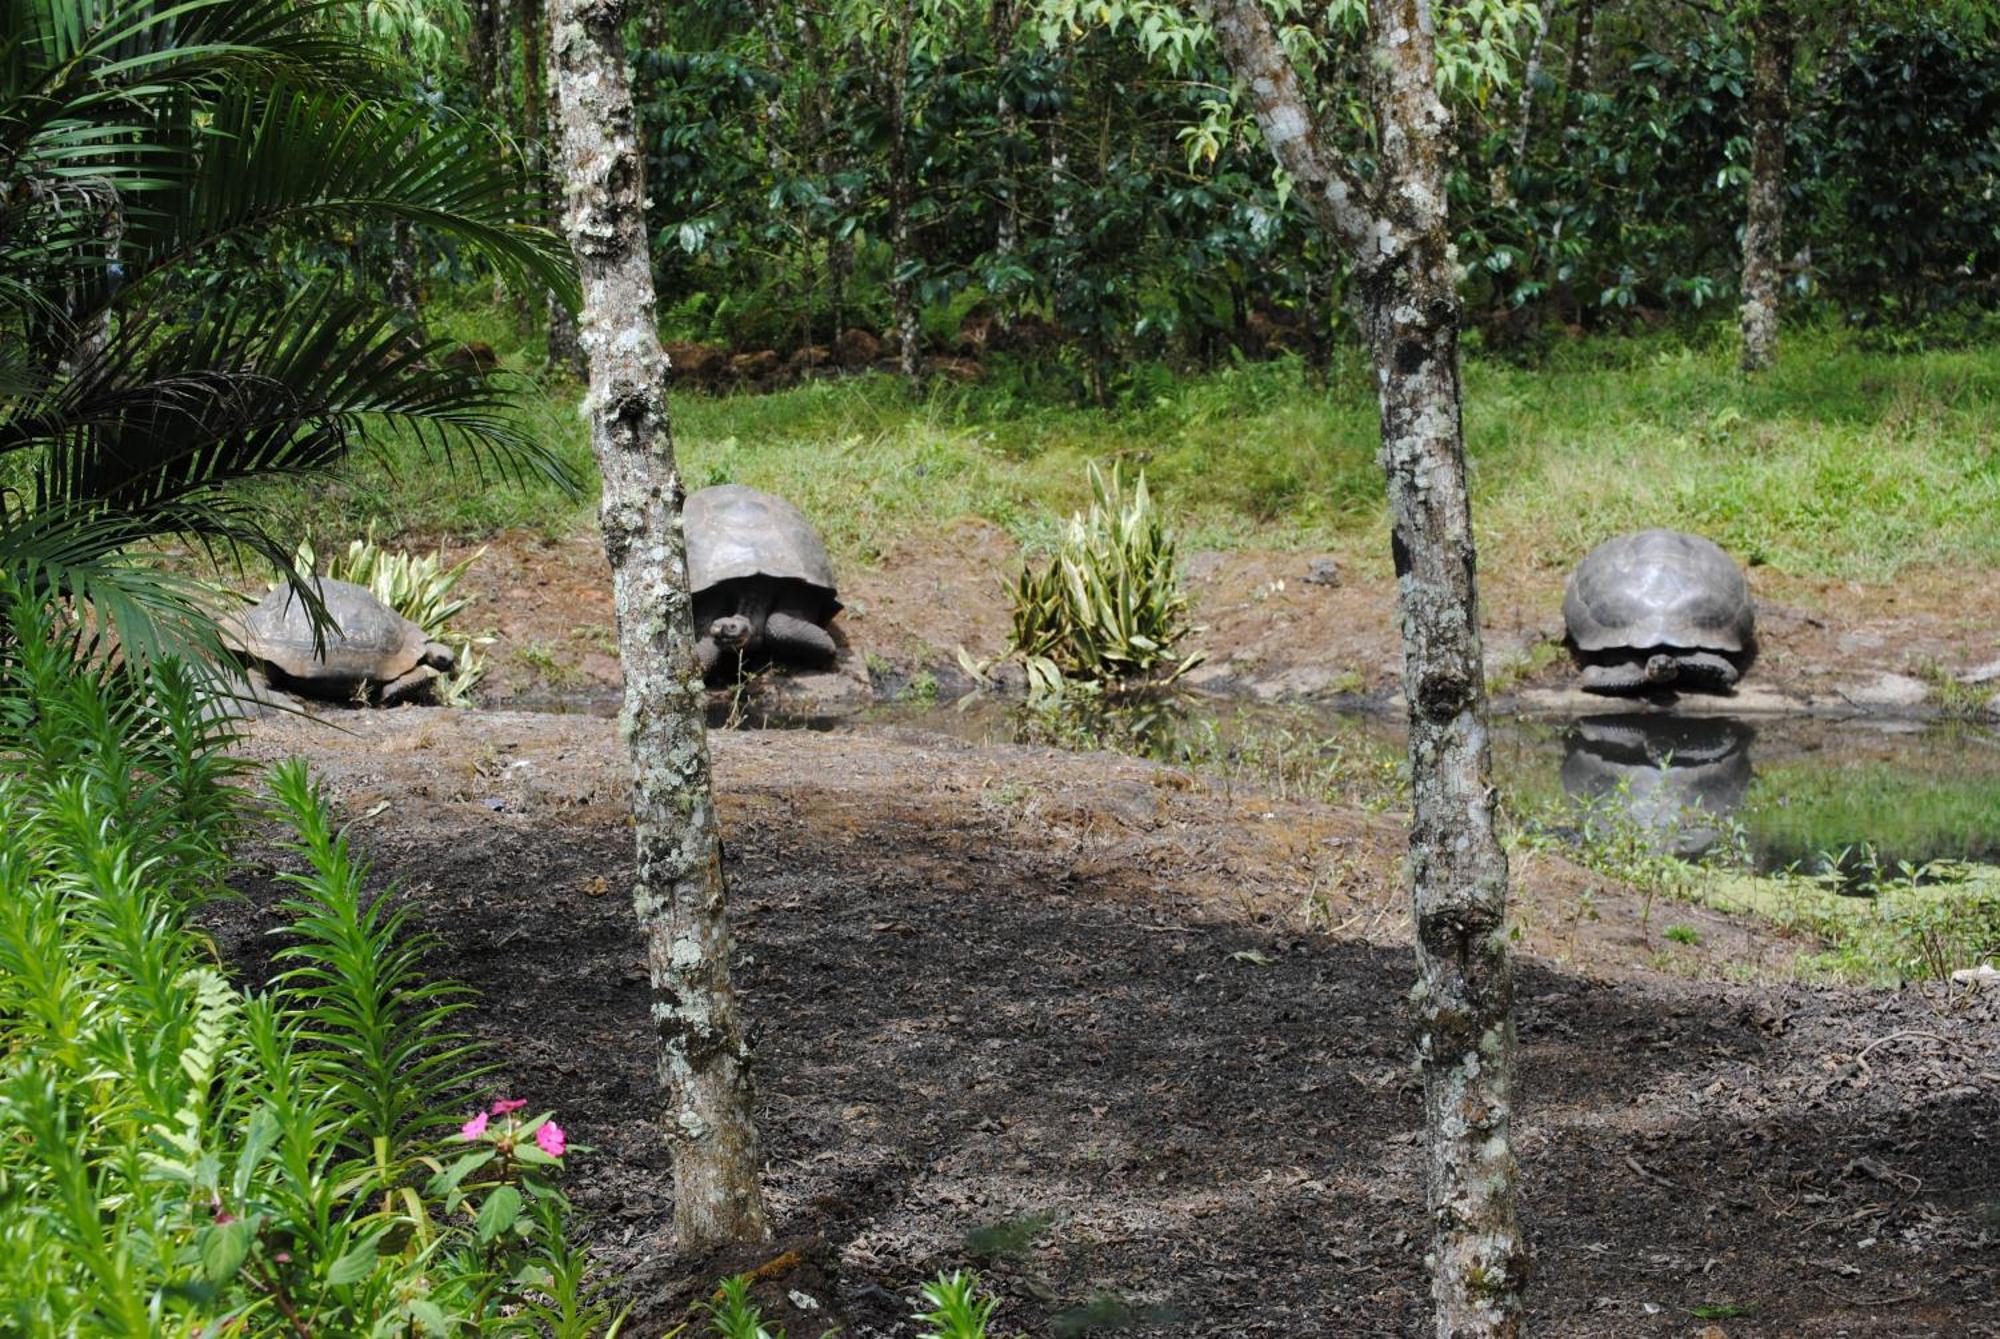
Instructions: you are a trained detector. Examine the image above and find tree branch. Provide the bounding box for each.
[1194,0,1376,255]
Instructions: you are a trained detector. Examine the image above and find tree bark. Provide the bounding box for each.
[886,0,921,383]
[1739,0,1792,373]
[1559,0,1597,136]
[535,0,585,375]
[992,0,1021,263]
[551,0,772,1250]
[1201,0,1526,1332]
[1508,3,1551,166]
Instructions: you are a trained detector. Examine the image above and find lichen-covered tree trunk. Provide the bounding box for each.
[1508,3,1551,167]
[1740,0,1793,372]
[1201,0,1526,1331]
[993,0,1021,262]
[551,0,772,1250]
[1560,0,1597,135]
[886,0,921,382]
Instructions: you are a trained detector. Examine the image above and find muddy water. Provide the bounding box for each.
[761,699,2000,880]
[514,687,2000,880]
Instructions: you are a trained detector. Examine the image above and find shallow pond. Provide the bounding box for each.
[516,686,2000,882]
[737,696,2000,881]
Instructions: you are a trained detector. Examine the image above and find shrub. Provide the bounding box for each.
[0,588,608,1333]
[1003,464,1203,697]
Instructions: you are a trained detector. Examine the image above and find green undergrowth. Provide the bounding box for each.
[1509,778,2000,984]
[274,304,2000,586]
[0,584,608,1333]
[1701,861,2000,985]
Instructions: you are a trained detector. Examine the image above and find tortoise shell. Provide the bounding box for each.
[685,484,841,617]
[1563,529,1753,655]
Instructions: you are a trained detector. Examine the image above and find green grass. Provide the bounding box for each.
[285,307,2000,584]
[1740,749,2000,873]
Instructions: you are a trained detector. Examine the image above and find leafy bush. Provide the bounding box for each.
[0,588,608,1333]
[1002,464,1202,696]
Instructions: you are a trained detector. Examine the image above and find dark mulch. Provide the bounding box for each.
[208,719,2000,1338]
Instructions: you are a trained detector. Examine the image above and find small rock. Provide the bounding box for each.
[440,340,499,374]
[728,349,781,381]
[1960,655,2000,685]
[1844,671,1929,709]
[1951,963,2000,987]
[664,341,727,385]
[1302,556,1342,586]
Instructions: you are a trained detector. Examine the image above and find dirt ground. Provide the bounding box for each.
[445,524,2000,720]
[209,706,2000,1338]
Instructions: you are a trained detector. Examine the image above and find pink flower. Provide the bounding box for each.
[490,1098,528,1116]
[536,1119,566,1158]
[460,1111,490,1140]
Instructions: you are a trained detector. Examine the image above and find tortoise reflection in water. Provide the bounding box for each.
[1560,714,1755,859]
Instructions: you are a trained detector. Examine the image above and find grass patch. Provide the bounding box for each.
[1702,861,2000,984]
[1738,745,2000,872]
[277,307,2000,585]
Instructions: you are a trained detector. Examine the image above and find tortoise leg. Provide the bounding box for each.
[1579,661,1653,694]
[763,611,836,666]
[1675,652,1740,690]
[697,635,722,676]
[379,665,440,706]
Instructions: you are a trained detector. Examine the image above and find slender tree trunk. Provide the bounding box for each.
[1201,0,1525,1331]
[469,0,497,104]
[388,33,424,334]
[551,0,772,1250]
[1560,0,1597,136]
[535,0,585,375]
[1739,0,1792,372]
[1509,3,1551,166]
[388,218,421,327]
[886,1,920,382]
[992,0,1021,264]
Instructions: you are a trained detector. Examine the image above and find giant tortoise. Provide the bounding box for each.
[1563,529,1755,694]
[685,484,841,678]
[229,577,455,704]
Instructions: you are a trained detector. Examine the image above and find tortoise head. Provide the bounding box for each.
[1643,652,1680,684]
[420,641,457,673]
[708,614,754,651]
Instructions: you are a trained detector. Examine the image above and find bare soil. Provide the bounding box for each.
[441,525,2000,719]
[209,706,2000,1338]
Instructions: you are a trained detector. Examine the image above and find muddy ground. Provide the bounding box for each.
[209,706,2000,1337]
[448,524,2000,721]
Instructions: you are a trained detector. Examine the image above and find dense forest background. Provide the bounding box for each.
[412,0,2000,395]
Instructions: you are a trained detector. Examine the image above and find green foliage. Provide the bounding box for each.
[1706,855,2000,984]
[917,1270,1002,1339]
[626,0,1999,369]
[0,0,574,667]
[703,1275,784,1339]
[1003,464,1202,695]
[0,589,606,1333]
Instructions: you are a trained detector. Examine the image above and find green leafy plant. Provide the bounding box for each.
[1002,463,1202,697]
[704,1274,784,1339]
[0,585,609,1333]
[0,0,574,668]
[917,1270,1002,1339]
